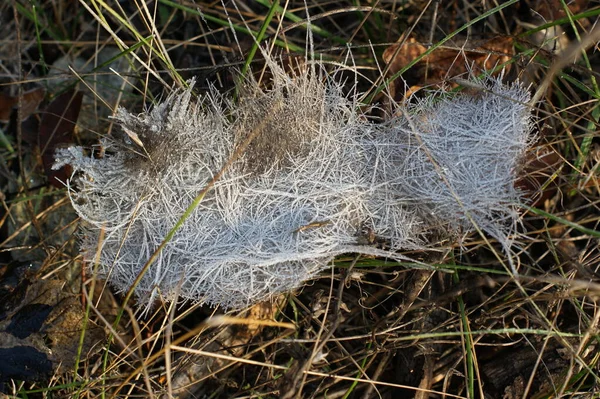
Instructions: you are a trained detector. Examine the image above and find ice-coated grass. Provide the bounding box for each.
[391,80,533,257]
[55,58,533,311]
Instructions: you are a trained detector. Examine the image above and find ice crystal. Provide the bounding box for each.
[55,59,533,311]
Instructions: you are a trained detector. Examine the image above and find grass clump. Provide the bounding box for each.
[55,53,533,312]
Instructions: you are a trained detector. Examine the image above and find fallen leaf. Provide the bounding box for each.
[532,0,589,22]
[38,90,83,187]
[0,93,16,122]
[383,35,514,101]
[0,87,45,122]
[517,147,563,206]
[0,278,104,383]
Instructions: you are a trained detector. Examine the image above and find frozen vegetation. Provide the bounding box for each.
[55,58,533,311]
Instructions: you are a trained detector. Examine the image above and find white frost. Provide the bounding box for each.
[55,59,533,311]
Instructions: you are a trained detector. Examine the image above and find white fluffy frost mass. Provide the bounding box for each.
[55,59,533,311]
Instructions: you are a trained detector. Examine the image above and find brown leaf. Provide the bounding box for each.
[517,148,563,207]
[38,90,83,187]
[382,37,427,68]
[383,35,514,101]
[0,278,104,380]
[0,87,45,122]
[0,92,16,122]
[20,88,46,122]
[532,0,589,22]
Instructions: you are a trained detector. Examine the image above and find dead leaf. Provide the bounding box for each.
[517,147,563,207]
[383,35,514,102]
[532,0,589,22]
[122,126,146,149]
[0,93,16,122]
[38,90,83,187]
[0,278,104,383]
[0,87,45,122]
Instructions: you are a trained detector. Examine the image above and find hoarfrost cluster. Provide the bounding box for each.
[55,59,533,311]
